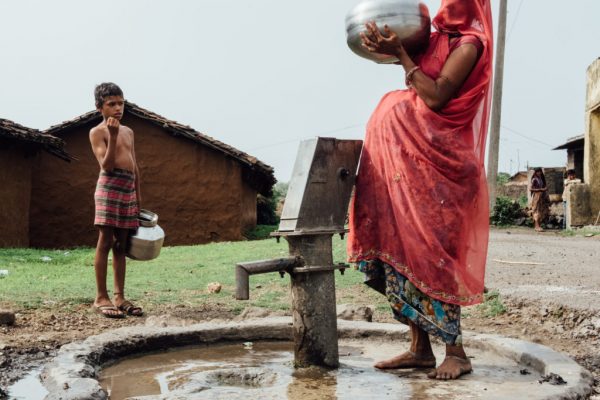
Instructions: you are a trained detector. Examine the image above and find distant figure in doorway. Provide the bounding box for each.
[562,169,581,229]
[89,82,143,318]
[529,167,549,232]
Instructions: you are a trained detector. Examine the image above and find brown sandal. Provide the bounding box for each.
[117,300,143,316]
[93,305,125,319]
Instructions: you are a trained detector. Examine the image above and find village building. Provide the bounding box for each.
[497,171,528,201]
[553,58,600,227]
[29,101,275,248]
[0,119,71,247]
[583,58,600,226]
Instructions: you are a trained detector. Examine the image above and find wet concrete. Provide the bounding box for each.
[33,318,593,399]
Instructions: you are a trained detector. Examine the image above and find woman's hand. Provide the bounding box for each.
[360,22,406,58]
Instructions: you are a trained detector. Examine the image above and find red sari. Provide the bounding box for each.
[348,0,494,306]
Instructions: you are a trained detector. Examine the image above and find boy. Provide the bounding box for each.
[89,82,143,318]
[562,169,581,229]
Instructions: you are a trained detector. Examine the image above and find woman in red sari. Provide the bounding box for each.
[348,0,494,380]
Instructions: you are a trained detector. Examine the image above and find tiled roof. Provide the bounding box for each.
[45,101,276,195]
[0,119,72,161]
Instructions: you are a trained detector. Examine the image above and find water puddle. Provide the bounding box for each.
[6,368,48,400]
[98,340,548,400]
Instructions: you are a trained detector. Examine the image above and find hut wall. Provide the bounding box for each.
[29,120,99,248]
[587,109,600,220]
[0,141,33,247]
[543,167,566,199]
[29,115,256,248]
[585,59,600,221]
[497,184,527,201]
[240,184,258,233]
[126,117,249,245]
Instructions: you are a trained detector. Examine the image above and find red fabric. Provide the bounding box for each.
[94,169,139,230]
[347,0,494,306]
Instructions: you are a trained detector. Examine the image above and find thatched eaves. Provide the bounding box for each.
[0,118,72,161]
[45,101,275,196]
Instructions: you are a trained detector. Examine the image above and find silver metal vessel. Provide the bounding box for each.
[345,0,431,64]
[127,209,165,261]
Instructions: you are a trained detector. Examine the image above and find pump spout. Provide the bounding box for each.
[235,256,304,300]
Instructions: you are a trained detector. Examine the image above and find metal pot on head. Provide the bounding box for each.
[126,209,165,261]
[345,0,431,64]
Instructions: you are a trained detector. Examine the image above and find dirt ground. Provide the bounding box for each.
[0,227,599,398]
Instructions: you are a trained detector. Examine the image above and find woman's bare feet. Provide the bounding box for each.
[374,351,436,369]
[376,321,436,369]
[427,355,472,380]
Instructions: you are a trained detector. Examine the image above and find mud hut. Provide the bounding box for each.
[497,171,528,201]
[0,119,71,247]
[30,101,275,248]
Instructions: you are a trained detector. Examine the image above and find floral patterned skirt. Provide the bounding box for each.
[358,259,462,345]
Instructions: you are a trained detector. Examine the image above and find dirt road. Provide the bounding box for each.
[486,227,599,312]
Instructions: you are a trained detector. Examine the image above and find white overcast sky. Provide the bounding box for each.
[1,0,599,181]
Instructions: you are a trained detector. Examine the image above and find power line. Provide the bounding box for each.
[507,0,524,41]
[501,125,554,147]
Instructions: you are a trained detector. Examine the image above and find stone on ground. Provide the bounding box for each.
[336,304,373,322]
[0,310,15,326]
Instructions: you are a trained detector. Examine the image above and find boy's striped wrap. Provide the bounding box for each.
[94,168,139,230]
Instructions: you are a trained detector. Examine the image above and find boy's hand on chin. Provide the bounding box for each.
[107,117,120,137]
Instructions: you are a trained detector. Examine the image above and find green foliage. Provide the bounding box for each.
[517,194,529,208]
[476,290,507,318]
[244,225,278,240]
[490,196,525,226]
[256,195,279,225]
[273,181,288,201]
[496,172,511,186]
[256,181,289,225]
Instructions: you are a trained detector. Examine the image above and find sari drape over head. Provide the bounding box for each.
[348,0,494,306]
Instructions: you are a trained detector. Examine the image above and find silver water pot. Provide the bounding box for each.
[345,0,431,64]
[126,209,165,261]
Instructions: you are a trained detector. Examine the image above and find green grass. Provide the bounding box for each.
[560,227,600,237]
[0,235,370,312]
[0,237,505,322]
[475,290,507,318]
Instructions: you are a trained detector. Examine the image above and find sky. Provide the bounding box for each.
[1,0,599,182]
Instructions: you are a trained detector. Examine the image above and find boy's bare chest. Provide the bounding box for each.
[105,130,133,151]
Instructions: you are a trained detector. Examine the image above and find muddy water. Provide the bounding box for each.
[99,339,546,400]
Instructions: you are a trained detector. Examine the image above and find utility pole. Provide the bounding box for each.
[487,0,508,210]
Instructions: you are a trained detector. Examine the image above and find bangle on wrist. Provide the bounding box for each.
[405,66,421,88]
